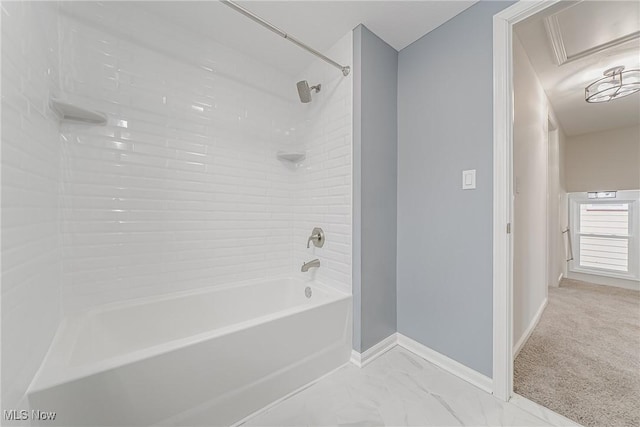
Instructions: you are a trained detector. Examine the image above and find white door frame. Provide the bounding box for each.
[547,115,559,289]
[492,0,562,401]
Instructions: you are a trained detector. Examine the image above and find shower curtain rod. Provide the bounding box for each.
[221,0,351,76]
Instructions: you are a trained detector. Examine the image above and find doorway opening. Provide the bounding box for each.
[493,1,640,426]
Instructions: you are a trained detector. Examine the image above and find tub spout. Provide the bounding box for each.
[301,259,320,272]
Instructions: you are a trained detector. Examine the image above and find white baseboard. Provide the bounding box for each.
[396,334,493,394]
[350,333,398,368]
[513,297,547,359]
[510,394,582,426]
[352,333,493,395]
[566,271,640,291]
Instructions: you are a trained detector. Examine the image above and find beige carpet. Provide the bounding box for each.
[514,278,640,427]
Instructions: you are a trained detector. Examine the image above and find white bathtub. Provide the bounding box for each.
[28,278,352,426]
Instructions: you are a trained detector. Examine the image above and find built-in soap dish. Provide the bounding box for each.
[50,98,107,125]
[277,151,306,163]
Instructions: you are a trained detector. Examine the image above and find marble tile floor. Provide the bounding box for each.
[244,347,558,427]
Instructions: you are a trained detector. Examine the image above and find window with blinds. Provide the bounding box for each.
[578,203,629,272]
[568,191,639,281]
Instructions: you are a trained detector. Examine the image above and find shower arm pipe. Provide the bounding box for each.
[221,0,351,77]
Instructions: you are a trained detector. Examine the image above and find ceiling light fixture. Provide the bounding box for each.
[585,66,640,103]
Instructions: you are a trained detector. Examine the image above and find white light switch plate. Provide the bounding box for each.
[462,169,476,190]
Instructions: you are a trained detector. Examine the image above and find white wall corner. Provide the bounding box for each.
[350,333,398,368]
[397,334,493,394]
[352,333,495,396]
[513,297,548,359]
[350,350,362,367]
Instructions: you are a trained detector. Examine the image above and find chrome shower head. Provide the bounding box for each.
[297,80,321,103]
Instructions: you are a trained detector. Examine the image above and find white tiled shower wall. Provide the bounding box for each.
[1,2,62,410]
[58,3,299,311]
[293,34,353,293]
[56,2,353,311]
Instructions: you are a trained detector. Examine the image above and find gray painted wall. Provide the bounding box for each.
[397,1,512,377]
[353,25,398,352]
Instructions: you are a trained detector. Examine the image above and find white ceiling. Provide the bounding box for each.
[515,1,640,137]
[140,1,477,76]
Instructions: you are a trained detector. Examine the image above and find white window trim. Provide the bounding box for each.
[568,190,640,282]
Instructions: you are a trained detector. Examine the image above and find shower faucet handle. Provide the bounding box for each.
[307,227,325,248]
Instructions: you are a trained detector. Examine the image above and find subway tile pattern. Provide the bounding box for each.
[1,1,62,411]
[56,3,353,311]
[58,3,297,311]
[293,33,353,293]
